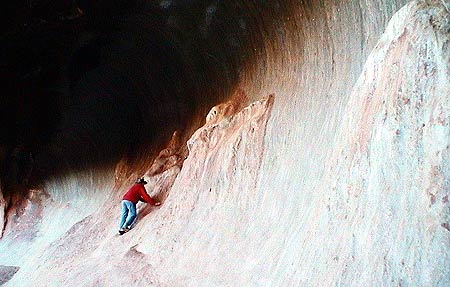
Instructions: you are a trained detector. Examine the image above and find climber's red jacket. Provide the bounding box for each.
[122,183,156,205]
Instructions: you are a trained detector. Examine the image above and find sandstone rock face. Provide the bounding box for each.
[309,2,450,285]
[0,265,20,285]
[1,0,449,286]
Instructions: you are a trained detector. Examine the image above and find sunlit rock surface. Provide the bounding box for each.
[1,0,449,286]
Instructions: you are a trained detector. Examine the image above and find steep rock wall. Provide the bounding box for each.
[1,0,449,286]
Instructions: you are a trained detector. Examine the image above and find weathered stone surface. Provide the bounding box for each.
[1,0,449,286]
[319,2,450,285]
[0,265,20,285]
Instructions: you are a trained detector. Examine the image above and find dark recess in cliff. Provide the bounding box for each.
[1,0,298,194]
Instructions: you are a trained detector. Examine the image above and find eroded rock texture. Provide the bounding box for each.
[1,0,449,286]
[0,265,20,285]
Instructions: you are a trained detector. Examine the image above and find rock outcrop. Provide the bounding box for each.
[1,0,449,286]
[0,265,20,285]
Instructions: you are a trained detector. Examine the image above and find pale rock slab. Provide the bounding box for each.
[1,1,449,286]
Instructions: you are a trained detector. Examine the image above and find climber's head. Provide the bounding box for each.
[136,178,147,185]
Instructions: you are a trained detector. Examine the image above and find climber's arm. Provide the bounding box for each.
[139,186,160,206]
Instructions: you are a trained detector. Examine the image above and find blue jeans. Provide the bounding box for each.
[119,200,137,229]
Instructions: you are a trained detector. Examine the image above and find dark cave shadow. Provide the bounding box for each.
[1,0,307,195]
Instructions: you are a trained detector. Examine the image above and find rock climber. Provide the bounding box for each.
[118,177,160,235]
